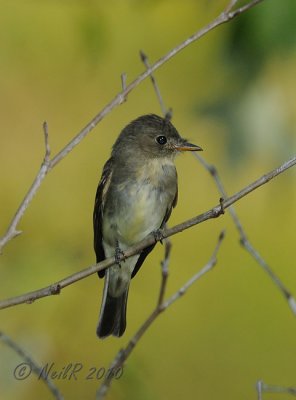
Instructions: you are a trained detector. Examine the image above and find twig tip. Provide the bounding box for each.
[121,72,127,89]
[42,120,51,161]
[139,50,147,62]
[165,109,173,121]
[219,230,226,241]
[288,296,296,315]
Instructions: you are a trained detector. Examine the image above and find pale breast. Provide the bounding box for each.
[103,158,177,248]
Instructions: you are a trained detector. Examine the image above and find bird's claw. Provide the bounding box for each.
[153,229,164,244]
[115,241,125,266]
[219,197,225,214]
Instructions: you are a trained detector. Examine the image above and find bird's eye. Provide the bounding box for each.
[156,135,167,145]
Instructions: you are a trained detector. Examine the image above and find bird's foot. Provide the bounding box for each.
[219,197,225,215]
[153,229,164,244]
[115,241,125,266]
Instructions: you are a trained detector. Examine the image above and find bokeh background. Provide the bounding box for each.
[1,1,296,399]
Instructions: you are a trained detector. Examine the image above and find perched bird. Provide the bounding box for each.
[93,114,202,338]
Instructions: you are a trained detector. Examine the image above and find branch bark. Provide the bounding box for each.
[257,380,296,399]
[0,154,294,311]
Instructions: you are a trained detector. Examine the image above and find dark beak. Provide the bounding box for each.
[174,140,203,152]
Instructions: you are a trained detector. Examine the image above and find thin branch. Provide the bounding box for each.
[0,161,49,253]
[230,0,263,18]
[157,239,172,307]
[0,331,63,400]
[121,72,127,91]
[120,73,127,103]
[193,153,296,315]
[257,380,263,400]
[140,50,168,116]
[43,121,51,164]
[96,231,225,400]
[224,0,239,14]
[0,0,265,253]
[0,155,295,310]
[163,230,225,308]
[0,123,53,253]
[257,380,296,398]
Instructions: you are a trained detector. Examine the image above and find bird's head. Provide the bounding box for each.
[112,114,202,160]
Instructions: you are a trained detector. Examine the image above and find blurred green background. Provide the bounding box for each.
[1,0,296,399]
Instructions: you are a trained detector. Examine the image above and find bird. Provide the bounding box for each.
[93,114,202,338]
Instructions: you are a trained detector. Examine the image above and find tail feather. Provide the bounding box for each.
[97,271,129,338]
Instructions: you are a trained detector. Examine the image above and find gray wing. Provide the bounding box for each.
[93,158,113,278]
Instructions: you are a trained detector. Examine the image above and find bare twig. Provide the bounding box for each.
[257,380,263,400]
[96,231,225,399]
[230,0,263,18]
[257,380,296,398]
[163,230,224,308]
[0,124,52,253]
[120,73,127,103]
[43,121,51,164]
[0,331,63,400]
[140,50,168,116]
[121,73,127,91]
[0,0,264,253]
[0,155,295,310]
[157,238,172,307]
[224,0,239,14]
[193,153,296,315]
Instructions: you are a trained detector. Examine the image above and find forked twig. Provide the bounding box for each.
[96,231,225,399]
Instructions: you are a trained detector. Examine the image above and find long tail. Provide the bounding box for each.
[96,270,129,338]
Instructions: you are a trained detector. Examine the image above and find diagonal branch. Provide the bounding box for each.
[139,50,169,117]
[0,0,265,254]
[96,231,225,400]
[257,380,296,399]
[0,123,52,253]
[0,331,63,400]
[43,121,51,164]
[224,0,239,14]
[193,153,296,315]
[157,238,172,307]
[0,154,294,311]
[230,0,263,18]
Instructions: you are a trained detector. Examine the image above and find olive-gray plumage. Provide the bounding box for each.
[93,114,202,338]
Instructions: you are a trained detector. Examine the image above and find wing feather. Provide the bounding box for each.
[93,158,113,278]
